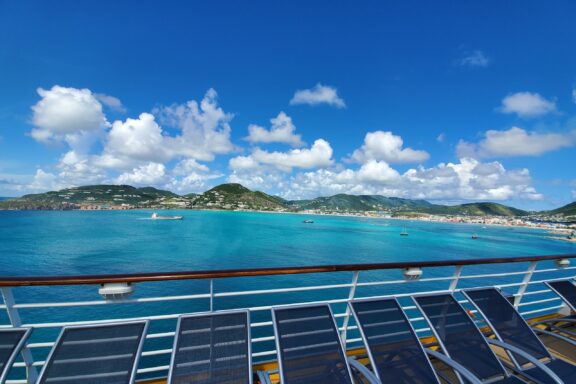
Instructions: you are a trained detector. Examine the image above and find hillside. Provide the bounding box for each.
[547,202,576,218]
[189,183,286,211]
[0,182,568,218]
[0,185,184,209]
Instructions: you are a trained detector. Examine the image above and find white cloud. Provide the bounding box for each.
[156,88,237,161]
[351,131,429,164]
[457,127,575,158]
[235,139,334,172]
[281,158,542,201]
[499,92,556,118]
[94,93,126,113]
[116,163,168,186]
[173,159,209,176]
[28,169,69,192]
[436,133,445,143]
[290,84,345,108]
[245,112,304,147]
[460,50,491,67]
[97,113,168,169]
[31,85,110,150]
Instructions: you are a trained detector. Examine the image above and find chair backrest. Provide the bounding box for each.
[272,304,353,384]
[546,279,576,312]
[351,298,440,383]
[37,320,148,384]
[463,288,551,366]
[168,310,252,384]
[0,328,31,384]
[413,293,507,382]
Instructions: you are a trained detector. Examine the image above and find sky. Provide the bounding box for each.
[0,1,575,210]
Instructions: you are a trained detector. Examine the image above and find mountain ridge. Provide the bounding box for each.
[0,183,573,218]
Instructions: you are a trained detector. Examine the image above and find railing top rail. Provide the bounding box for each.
[1,253,574,287]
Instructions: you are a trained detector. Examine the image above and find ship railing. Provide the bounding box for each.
[1,253,575,383]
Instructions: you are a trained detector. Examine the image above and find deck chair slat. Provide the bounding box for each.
[0,328,31,384]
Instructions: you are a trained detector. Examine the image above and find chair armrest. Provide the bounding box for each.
[347,358,381,384]
[256,370,273,384]
[486,339,564,384]
[425,349,483,384]
[533,327,576,347]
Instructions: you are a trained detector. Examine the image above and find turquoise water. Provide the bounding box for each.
[0,210,574,378]
[1,209,574,276]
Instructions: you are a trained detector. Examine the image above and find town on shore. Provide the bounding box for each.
[1,183,575,236]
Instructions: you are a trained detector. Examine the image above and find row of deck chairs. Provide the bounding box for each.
[1,279,576,384]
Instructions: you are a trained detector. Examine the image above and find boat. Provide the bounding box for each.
[1,253,575,383]
[150,212,183,220]
[302,219,314,224]
[400,227,409,236]
[472,233,478,239]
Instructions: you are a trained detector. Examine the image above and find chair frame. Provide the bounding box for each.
[167,309,252,384]
[271,303,357,384]
[462,288,568,384]
[36,320,149,384]
[0,327,32,384]
[413,292,516,384]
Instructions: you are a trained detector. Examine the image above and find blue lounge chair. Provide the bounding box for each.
[538,279,576,337]
[463,287,576,384]
[168,310,252,384]
[36,320,148,384]
[414,293,546,384]
[350,297,483,384]
[0,328,31,384]
[270,303,378,384]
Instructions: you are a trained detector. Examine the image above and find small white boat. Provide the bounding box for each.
[151,212,183,220]
[302,220,314,224]
[472,233,478,239]
[400,227,409,236]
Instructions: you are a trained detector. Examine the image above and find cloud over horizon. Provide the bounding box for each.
[290,84,346,108]
[499,92,556,118]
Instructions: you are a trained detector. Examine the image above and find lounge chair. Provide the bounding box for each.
[350,297,483,384]
[463,287,576,384]
[537,279,576,336]
[414,293,550,384]
[36,320,148,384]
[0,328,31,384]
[168,310,252,384]
[270,303,378,384]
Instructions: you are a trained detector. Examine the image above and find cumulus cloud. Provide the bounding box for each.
[31,85,110,150]
[94,93,126,113]
[456,127,575,158]
[499,92,556,118]
[230,139,334,172]
[156,88,237,161]
[116,162,168,186]
[351,131,429,164]
[281,158,542,201]
[290,84,345,108]
[459,50,491,67]
[245,112,304,147]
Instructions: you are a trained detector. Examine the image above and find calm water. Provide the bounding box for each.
[1,209,574,276]
[1,210,574,377]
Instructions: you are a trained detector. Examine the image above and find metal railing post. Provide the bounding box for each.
[340,271,360,345]
[514,261,537,308]
[1,287,38,383]
[449,266,463,292]
[209,279,214,312]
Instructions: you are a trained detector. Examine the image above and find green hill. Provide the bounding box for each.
[547,202,576,217]
[189,183,286,211]
[422,202,528,217]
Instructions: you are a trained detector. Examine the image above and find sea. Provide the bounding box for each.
[0,210,574,377]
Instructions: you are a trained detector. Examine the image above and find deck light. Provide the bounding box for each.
[555,259,570,269]
[403,267,422,280]
[98,282,134,300]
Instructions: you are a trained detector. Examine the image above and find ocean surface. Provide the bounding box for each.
[0,210,574,377]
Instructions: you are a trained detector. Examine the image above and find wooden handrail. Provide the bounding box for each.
[0,254,574,287]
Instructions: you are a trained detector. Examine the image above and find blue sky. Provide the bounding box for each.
[0,1,575,210]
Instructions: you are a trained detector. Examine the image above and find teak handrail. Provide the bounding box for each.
[0,253,574,287]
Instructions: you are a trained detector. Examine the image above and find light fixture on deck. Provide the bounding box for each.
[98,282,134,300]
[555,259,570,269]
[402,267,423,281]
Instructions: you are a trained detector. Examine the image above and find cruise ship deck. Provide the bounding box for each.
[2,253,576,383]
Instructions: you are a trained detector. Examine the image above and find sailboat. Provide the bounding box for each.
[400,227,409,236]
